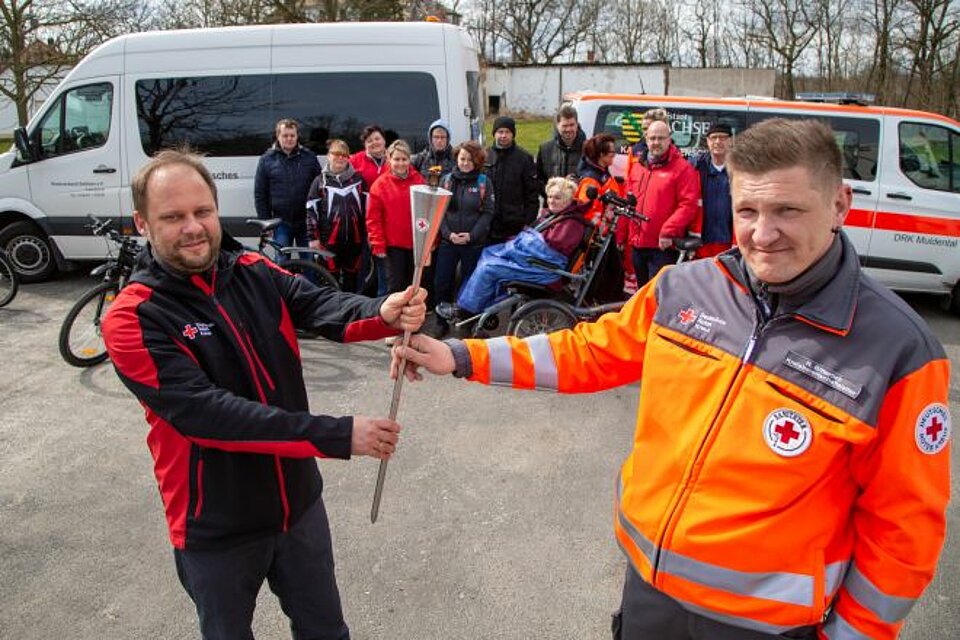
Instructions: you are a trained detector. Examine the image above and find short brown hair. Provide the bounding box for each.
[275,118,299,135]
[454,140,486,167]
[556,103,578,122]
[642,108,669,126]
[131,148,218,217]
[727,118,842,187]
[583,133,616,164]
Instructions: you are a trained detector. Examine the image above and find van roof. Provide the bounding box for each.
[565,92,960,128]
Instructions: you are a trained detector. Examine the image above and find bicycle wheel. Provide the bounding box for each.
[507,299,578,338]
[0,251,18,307]
[285,259,339,291]
[59,281,119,367]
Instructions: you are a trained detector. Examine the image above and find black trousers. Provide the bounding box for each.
[631,246,678,288]
[174,498,349,640]
[385,246,435,307]
[613,565,817,640]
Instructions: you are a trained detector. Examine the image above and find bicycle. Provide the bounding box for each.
[59,216,141,367]
[245,218,339,290]
[0,248,19,307]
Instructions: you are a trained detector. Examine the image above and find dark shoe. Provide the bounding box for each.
[436,302,463,321]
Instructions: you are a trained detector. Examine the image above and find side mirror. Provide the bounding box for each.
[13,127,34,162]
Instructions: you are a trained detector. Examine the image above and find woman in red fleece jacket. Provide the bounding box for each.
[366,139,426,293]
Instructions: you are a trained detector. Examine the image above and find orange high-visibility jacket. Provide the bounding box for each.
[461,235,950,639]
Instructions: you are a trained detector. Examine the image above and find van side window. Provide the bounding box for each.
[34,83,113,159]
[595,106,745,158]
[748,112,880,182]
[136,72,441,157]
[899,122,959,193]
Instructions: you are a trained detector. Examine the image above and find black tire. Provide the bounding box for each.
[0,251,18,308]
[285,259,339,290]
[59,281,118,367]
[507,299,578,338]
[0,220,57,282]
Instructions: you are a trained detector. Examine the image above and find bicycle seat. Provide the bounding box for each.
[672,236,703,251]
[246,218,282,232]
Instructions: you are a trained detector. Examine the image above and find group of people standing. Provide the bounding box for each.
[254,104,736,325]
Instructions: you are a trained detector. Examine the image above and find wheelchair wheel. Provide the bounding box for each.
[507,299,578,338]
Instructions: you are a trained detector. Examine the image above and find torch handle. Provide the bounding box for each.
[369,262,429,523]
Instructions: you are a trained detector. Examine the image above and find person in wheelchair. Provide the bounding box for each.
[437,177,590,320]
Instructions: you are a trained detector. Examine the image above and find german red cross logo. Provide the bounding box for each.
[763,408,813,457]
[182,324,200,340]
[678,307,698,326]
[915,403,951,455]
[415,218,429,232]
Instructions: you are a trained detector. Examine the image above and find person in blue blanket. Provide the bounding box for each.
[437,176,590,319]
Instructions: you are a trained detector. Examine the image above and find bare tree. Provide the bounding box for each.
[900,0,958,110]
[743,0,819,98]
[0,0,152,126]
[470,0,601,63]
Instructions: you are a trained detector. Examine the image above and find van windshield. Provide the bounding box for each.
[136,72,440,157]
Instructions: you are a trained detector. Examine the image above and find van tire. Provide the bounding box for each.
[0,221,57,283]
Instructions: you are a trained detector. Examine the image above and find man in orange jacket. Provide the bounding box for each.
[390,119,951,640]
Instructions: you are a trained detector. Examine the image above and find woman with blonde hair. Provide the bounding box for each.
[365,140,426,293]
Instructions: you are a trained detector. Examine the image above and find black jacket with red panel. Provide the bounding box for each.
[102,234,396,550]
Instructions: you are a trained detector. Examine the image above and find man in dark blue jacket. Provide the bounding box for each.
[690,122,734,257]
[103,149,426,640]
[254,118,321,254]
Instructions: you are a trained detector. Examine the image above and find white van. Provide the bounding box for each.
[569,92,960,308]
[0,21,483,281]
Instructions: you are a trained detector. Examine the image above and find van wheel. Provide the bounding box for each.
[0,221,57,282]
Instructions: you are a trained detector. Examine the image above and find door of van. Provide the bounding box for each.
[869,117,960,294]
[25,79,123,260]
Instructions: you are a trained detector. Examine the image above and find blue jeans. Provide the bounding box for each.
[173,498,349,640]
[434,243,483,304]
[273,222,309,264]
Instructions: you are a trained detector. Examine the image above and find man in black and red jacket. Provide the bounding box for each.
[102,148,426,640]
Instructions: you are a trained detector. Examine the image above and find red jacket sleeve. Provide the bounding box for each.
[660,162,702,239]
[366,182,387,256]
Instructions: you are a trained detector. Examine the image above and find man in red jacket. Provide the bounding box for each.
[626,120,701,287]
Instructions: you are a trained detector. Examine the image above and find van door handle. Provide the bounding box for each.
[93,165,116,174]
[887,192,912,201]
[852,187,871,196]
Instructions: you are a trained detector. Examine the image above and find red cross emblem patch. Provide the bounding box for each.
[915,403,951,455]
[182,324,200,340]
[762,408,812,457]
[678,307,698,326]
[415,218,429,233]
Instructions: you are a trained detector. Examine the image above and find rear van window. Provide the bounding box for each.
[136,72,441,157]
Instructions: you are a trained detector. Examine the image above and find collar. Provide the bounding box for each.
[717,232,860,335]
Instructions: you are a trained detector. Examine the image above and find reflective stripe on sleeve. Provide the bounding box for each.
[487,337,514,386]
[821,611,873,639]
[526,334,559,390]
[826,560,849,599]
[844,563,916,623]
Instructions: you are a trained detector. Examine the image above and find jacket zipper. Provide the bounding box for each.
[652,312,764,580]
[206,289,291,532]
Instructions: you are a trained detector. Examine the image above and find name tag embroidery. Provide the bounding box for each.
[783,350,862,400]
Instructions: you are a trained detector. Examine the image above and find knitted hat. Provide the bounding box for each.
[492,116,516,136]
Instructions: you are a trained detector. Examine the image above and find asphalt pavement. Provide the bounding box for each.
[1,272,957,639]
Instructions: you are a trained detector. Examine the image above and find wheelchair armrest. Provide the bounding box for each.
[524,257,561,272]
